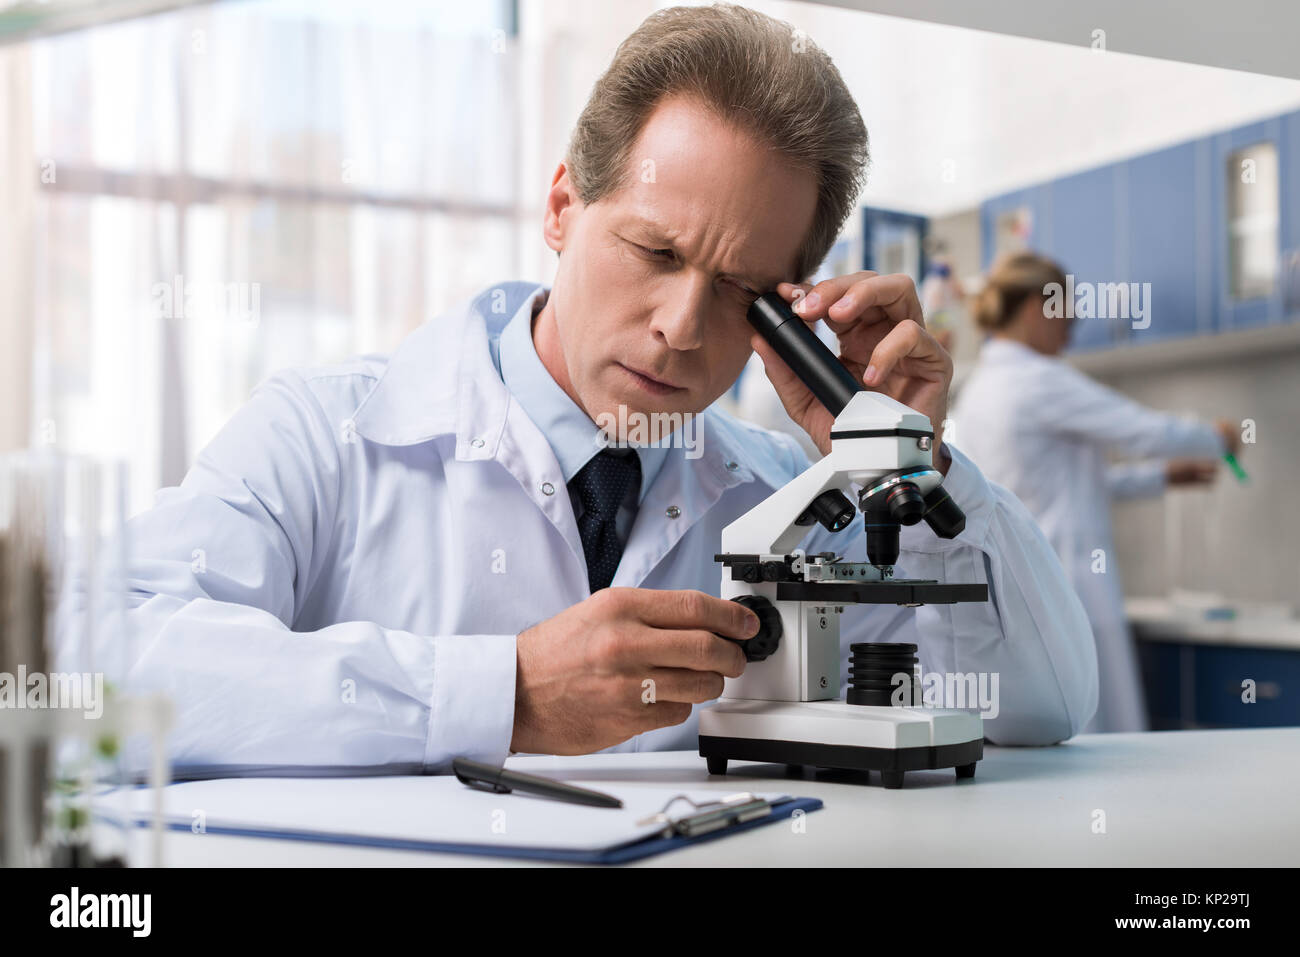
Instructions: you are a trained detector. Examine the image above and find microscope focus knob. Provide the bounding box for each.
[729,594,783,662]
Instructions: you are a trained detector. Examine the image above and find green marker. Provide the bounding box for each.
[1223,452,1249,484]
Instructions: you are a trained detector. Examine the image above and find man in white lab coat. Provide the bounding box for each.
[121,5,1098,774]
[953,252,1239,733]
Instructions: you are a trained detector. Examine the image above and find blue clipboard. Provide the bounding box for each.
[111,795,823,864]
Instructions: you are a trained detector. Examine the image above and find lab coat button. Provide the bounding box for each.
[541,482,555,496]
[471,438,485,449]
[665,505,681,519]
[725,460,739,471]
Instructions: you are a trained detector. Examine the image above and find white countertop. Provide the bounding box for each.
[131,728,1300,867]
[1127,597,1300,650]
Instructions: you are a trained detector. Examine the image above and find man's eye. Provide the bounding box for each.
[636,244,675,263]
[726,280,760,305]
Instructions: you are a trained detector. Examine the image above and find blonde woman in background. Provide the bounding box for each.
[952,252,1241,733]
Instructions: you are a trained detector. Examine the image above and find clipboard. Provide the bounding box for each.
[100,775,823,864]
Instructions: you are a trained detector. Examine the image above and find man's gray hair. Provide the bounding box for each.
[566,3,870,282]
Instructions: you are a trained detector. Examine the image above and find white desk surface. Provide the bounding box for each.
[137,727,1300,867]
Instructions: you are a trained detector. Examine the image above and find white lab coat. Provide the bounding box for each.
[119,282,1098,776]
[952,338,1224,733]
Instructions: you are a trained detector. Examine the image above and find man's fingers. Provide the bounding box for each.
[639,667,727,705]
[635,700,695,733]
[785,271,924,333]
[643,628,747,678]
[776,280,813,302]
[631,588,758,640]
[864,319,945,388]
[827,273,926,328]
[783,271,878,321]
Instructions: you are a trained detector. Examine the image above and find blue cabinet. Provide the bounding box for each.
[1283,110,1300,316]
[1137,640,1188,728]
[1138,638,1300,730]
[1126,141,1212,344]
[1048,166,1121,352]
[1193,644,1300,728]
[979,108,1300,351]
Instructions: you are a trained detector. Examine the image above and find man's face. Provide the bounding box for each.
[536,93,819,434]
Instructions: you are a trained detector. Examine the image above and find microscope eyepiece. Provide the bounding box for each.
[747,292,863,417]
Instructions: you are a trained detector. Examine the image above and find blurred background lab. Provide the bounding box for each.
[1,0,1299,736]
[953,253,1240,733]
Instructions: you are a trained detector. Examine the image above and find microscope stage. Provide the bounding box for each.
[698,698,984,787]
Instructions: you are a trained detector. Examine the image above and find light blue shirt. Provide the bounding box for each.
[489,287,670,552]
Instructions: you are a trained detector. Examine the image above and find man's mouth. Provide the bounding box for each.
[617,362,684,396]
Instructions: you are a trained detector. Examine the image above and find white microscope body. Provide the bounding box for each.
[698,294,987,788]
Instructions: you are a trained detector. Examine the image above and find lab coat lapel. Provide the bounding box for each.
[611,413,759,589]
[492,396,589,576]
[351,284,587,570]
[452,287,589,571]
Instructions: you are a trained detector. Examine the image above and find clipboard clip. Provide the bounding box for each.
[636,792,773,837]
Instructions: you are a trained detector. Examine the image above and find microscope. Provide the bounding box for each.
[699,293,988,788]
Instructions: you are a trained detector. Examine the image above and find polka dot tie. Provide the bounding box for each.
[570,448,642,593]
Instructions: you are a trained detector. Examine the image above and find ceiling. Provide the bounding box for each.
[746,0,1300,215]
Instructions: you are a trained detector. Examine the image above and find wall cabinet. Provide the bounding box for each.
[1138,638,1300,730]
[979,109,1300,354]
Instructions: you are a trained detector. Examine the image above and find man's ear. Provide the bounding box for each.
[543,162,582,254]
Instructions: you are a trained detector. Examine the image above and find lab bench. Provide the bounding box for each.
[123,734,1300,867]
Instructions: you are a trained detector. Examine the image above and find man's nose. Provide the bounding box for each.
[651,276,709,351]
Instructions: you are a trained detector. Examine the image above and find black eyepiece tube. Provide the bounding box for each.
[747,292,863,417]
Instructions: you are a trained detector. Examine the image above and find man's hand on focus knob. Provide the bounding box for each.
[511,588,756,755]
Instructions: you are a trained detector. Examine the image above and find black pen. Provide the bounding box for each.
[452,757,624,809]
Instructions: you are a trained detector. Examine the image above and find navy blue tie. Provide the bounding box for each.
[570,448,642,592]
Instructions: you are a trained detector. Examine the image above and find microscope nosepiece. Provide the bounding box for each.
[796,488,856,533]
[884,482,925,526]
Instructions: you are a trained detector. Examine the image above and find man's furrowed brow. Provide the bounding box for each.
[624,215,676,245]
[623,214,785,291]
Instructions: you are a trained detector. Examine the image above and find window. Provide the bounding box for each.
[1225,141,1280,301]
[23,0,522,515]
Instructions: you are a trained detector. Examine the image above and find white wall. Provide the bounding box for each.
[1098,349,1300,605]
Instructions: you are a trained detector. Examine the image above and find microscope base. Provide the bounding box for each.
[698,699,983,788]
